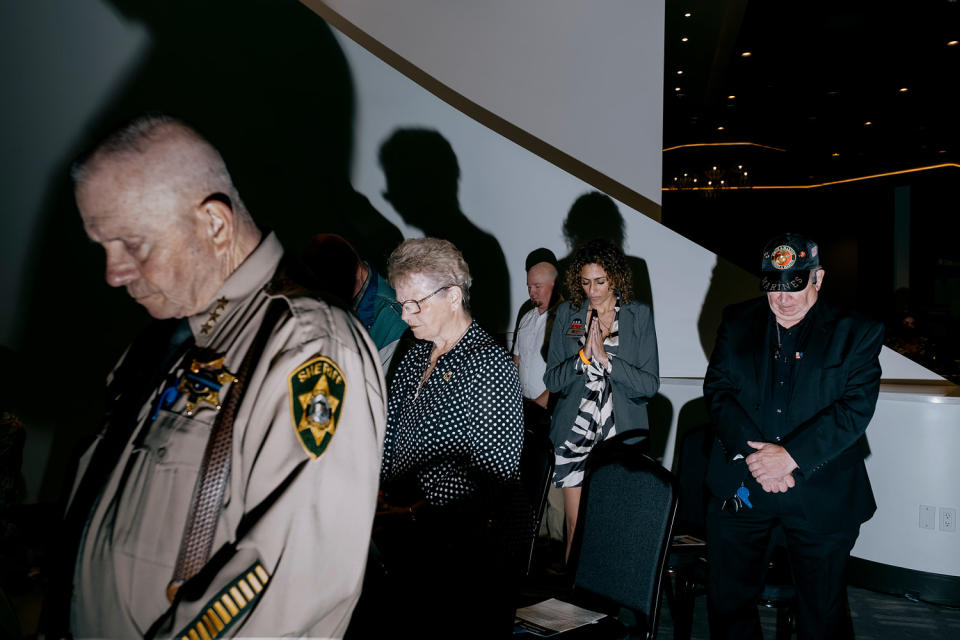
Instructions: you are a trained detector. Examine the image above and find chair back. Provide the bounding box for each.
[518,428,555,574]
[674,424,710,537]
[571,431,679,636]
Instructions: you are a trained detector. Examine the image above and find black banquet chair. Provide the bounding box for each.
[518,427,556,575]
[516,431,679,639]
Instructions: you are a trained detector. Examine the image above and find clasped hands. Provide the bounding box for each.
[745,441,798,493]
[583,319,609,368]
[375,492,427,519]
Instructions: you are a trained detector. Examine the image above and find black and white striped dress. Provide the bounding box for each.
[553,306,620,488]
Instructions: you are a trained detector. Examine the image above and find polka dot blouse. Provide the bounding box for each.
[381,321,524,507]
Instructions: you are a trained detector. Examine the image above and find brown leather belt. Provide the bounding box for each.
[167,299,287,603]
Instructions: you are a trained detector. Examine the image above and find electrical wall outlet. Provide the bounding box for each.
[919,505,936,530]
[940,507,957,533]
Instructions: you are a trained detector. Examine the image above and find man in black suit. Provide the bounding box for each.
[703,233,884,639]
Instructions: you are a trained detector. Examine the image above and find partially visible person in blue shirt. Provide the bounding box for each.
[302,234,410,374]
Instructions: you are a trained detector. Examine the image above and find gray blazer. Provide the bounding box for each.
[544,300,660,448]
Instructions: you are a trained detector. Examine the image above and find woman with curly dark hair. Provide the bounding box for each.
[544,238,660,559]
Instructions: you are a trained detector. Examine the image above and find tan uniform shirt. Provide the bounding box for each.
[70,233,386,639]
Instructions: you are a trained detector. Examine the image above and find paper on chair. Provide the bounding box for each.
[514,598,607,635]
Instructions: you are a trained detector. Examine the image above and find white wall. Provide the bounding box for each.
[0,1,148,348]
[0,1,149,502]
[854,388,960,576]
[3,0,940,378]
[339,27,726,377]
[333,24,942,381]
[314,0,664,210]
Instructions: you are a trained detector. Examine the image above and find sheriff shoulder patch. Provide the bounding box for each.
[289,356,346,459]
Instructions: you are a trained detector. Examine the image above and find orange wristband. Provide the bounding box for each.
[578,348,592,365]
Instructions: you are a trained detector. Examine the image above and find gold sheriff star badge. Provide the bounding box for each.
[176,351,236,414]
[288,356,346,459]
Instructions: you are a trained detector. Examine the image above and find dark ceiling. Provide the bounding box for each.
[663,0,960,187]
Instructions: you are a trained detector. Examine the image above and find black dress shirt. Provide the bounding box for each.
[765,306,815,442]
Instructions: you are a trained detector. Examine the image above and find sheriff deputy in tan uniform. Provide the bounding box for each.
[49,115,386,639]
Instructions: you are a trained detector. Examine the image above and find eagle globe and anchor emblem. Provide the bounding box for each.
[770,245,797,270]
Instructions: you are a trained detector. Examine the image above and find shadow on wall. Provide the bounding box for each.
[645,393,674,463]
[670,410,711,536]
[671,397,711,472]
[510,191,655,354]
[674,254,760,526]
[12,0,402,502]
[555,191,654,314]
[697,256,759,362]
[378,127,511,339]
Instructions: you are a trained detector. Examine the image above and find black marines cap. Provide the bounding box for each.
[760,233,820,292]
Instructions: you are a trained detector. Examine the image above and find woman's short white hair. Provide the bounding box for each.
[388,238,473,308]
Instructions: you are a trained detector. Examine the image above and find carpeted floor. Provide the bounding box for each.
[519,538,960,639]
[653,583,960,639]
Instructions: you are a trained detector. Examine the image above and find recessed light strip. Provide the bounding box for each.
[661,163,960,191]
[663,142,788,152]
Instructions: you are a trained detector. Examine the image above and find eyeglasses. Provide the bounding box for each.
[391,286,451,316]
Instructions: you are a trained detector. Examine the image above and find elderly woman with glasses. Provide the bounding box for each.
[367,237,523,637]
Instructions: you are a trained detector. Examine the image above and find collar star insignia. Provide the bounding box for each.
[200,298,231,335]
[177,351,236,414]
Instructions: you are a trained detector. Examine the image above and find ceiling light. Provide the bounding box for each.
[677,70,684,75]
[727,95,736,99]
[743,172,748,177]
[864,121,873,126]
[741,51,752,57]
[738,165,743,169]
[832,153,840,157]
[712,166,717,170]
[681,37,689,42]
[948,40,958,46]
[899,87,909,93]
[717,126,725,131]
[684,12,692,18]
[939,149,947,154]
[675,87,681,91]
